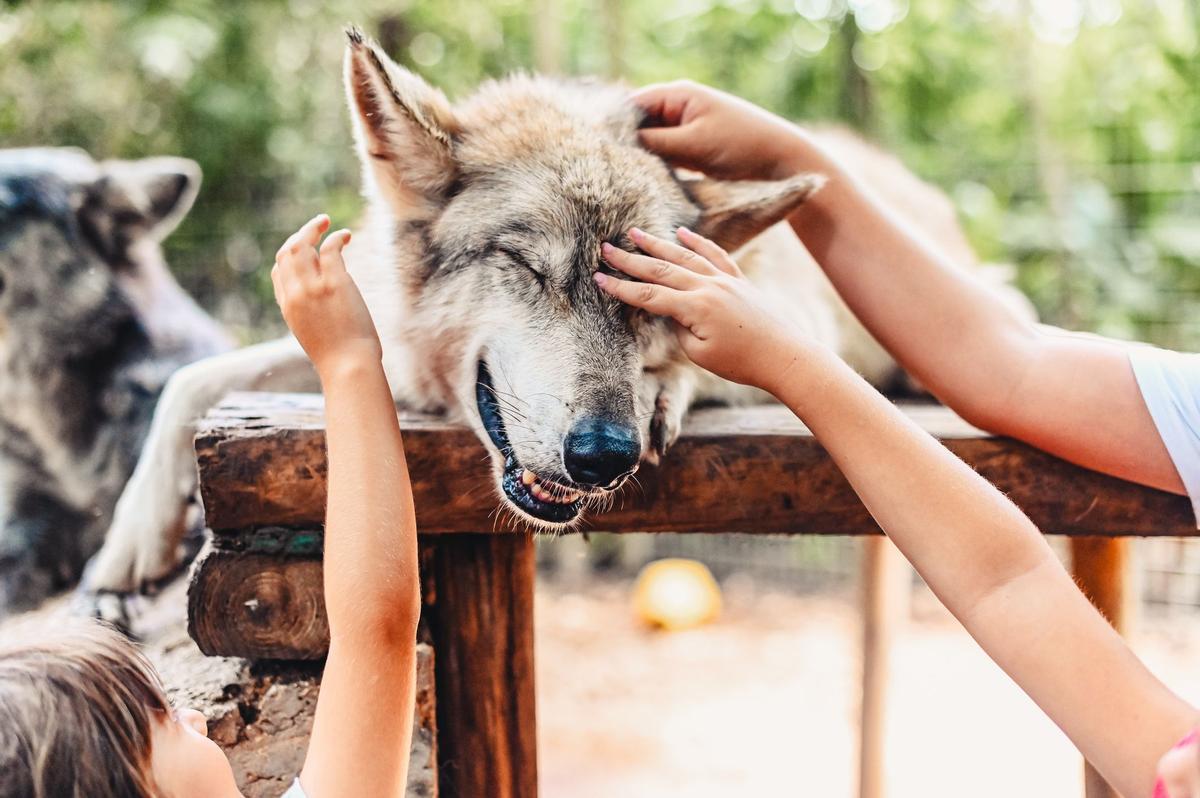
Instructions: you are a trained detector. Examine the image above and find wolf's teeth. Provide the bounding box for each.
[523,474,583,504]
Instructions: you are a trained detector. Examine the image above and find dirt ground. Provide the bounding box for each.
[535,574,1200,798]
[6,570,1200,797]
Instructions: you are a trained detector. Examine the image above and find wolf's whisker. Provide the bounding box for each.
[525,391,566,407]
[490,386,532,407]
[493,365,533,408]
[628,474,647,499]
[474,379,531,420]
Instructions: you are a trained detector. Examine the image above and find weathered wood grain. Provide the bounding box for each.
[189,536,538,797]
[188,550,328,660]
[419,534,538,798]
[196,392,1195,537]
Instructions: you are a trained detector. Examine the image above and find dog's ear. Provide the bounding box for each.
[77,157,201,260]
[683,173,825,252]
[344,27,460,215]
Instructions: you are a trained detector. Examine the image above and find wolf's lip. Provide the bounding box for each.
[476,360,584,525]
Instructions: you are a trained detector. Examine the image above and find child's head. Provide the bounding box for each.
[0,619,240,798]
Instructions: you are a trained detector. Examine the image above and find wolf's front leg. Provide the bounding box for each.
[81,337,316,605]
[641,366,698,466]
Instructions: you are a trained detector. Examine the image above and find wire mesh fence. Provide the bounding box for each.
[14,1,1197,613]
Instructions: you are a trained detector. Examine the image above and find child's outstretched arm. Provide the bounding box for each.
[632,82,1184,496]
[596,228,1198,798]
[272,215,418,798]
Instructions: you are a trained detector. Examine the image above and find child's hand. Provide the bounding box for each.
[631,81,815,181]
[597,227,812,394]
[272,214,381,378]
[1157,731,1200,798]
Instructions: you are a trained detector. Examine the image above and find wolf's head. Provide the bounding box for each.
[0,149,201,362]
[344,31,821,529]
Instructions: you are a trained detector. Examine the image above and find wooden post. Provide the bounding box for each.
[601,0,625,78]
[421,533,538,798]
[858,536,907,798]
[1071,536,1131,798]
[532,0,564,74]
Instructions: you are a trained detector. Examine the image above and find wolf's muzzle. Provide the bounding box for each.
[563,416,640,488]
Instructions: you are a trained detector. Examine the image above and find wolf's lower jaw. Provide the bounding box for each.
[474,359,639,528]
[475,359,597,526]
[498,453,587,525]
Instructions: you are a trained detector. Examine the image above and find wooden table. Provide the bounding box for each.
[188,392,1195,798]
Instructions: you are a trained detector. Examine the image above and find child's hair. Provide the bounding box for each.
[0,618,171,798]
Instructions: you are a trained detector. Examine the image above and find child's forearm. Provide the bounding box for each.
[774,341,1052,611]
[782,143,1183,494]
[784,146,1040,418]
[274,217,417,795]
[321,355,420,642]
[773,342,1195,798]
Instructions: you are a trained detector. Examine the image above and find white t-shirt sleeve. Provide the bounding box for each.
[280,778,308,798]
[1129,346,1200,526]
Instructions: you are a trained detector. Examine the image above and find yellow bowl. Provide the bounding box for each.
[632,558,722,631]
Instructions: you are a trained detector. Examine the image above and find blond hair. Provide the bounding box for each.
[0,619,170,798]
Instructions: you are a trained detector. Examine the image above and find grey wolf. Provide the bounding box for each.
[82,30,1031,602]
[0,148,229,615]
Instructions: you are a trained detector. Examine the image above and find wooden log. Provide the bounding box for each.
[189,549,328,660]
[196,392,1195,537]
[188,537,537,793]
[1071,537,1132,798]
[420,534,538,798]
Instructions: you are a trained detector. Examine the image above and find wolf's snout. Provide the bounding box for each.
[563,416,640,488]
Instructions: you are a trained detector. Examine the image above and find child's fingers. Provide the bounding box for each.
[275,215,330,264]
[677,227,740,277]
[302,214,331,247]
[629,227,717,275]
[601,243,697,290]
[629,82,690,127]
[269,262,283,302]
[593,271,688,320]
[276,246,321,285]
[318,229,352,275]
[636,126,696,164]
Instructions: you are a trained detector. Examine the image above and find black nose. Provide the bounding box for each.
[564,416,640,488]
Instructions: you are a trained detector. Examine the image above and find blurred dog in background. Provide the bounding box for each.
[0,148,229,617]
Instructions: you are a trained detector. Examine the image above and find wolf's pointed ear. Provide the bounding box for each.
[344,27,460,214]
[683,173,825,252]
[76,156,201,260]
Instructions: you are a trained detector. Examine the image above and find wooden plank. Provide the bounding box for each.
[196,392,1195,537]
[1071,537,1131,798]
[857,537,907,798]
[420,534,538,798]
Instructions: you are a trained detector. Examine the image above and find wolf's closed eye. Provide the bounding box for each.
[493,245,546,288]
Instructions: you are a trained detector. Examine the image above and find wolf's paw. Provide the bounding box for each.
[69,585,140,637]
[83,501,189,596]
[646,385,689,466]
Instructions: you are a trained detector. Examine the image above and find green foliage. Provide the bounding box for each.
[2,0,1198,346]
